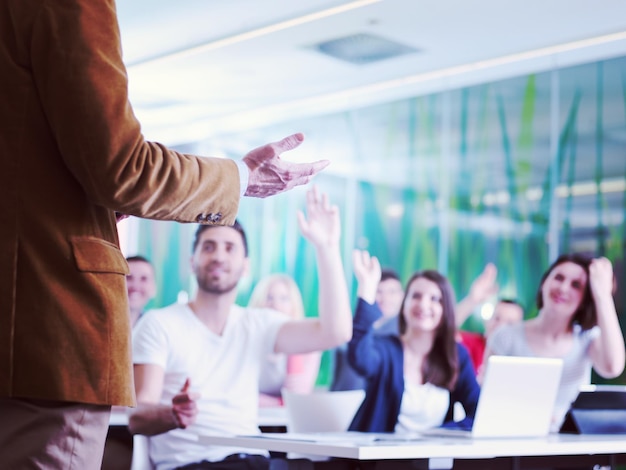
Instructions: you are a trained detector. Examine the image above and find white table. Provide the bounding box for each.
[199,432,626,469]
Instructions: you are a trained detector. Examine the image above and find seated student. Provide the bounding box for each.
[128,187,352,470]
[461,298,524,375]
[102,255,159,470]
[331,269,404,391]
[126,255,158,327]
[248,274,322,407]
[485,254,626,432]
[347,251,480,433]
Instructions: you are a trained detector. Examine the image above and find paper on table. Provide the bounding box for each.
[245,432,379,444]
[245,432,426,444]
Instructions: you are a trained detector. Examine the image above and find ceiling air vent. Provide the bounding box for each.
[311,33,419,65]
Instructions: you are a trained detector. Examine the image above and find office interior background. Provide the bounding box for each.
[116,0,626,386]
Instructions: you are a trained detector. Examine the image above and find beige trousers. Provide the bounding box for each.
[0,397,111,470]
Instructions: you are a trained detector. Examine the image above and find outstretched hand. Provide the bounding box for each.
[297,186,340,248]
[352,250,381,305]
[171,378,200,429]
[243,133,330,198]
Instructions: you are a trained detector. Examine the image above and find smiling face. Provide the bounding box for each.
[265,280,294,317]
[402,276,444,334]
[191,226,249,295]
[126,260,156,314]
[540,261,588,319]
[484,300,524,338]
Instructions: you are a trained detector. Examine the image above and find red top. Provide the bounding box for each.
[459,331,486,375]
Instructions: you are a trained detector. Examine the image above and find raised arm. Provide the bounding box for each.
[274,187,352,354]
[347,250,387,377]
[587,257,626,378]
[455,263,499,328]
[353,249,382,304]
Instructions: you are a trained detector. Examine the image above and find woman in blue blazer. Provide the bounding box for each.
[348,250,480,433]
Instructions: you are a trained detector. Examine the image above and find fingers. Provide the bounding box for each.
[270,133,305,155]
[296,210,307,234]
[352,250,381,279]
[305,186,333,215]
[173,378,200,404]
[292,159,331,177]
[353,249,373,270]
[172,379,199,429]
[483,263,497,279]
[353,250,381,303]
[243,132,330,198]
[282,160,331,191]
[589,257,616,298]
[590,257,612,277]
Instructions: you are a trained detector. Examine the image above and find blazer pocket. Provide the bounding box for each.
[71,237,129,274]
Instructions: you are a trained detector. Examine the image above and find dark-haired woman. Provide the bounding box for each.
[485,254,625,431]
[347,251,480,433]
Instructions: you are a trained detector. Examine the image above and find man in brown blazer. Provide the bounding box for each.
[0,1,329,468]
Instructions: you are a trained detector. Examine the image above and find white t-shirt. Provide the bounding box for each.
[487,322,600,431]
[394,382,450,433]
[132,303,289,470]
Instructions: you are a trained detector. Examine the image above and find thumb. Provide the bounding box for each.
[180,378,190,393]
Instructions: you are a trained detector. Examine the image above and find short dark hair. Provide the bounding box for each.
[192,219,248,256]
[498,298,524,310]
[380,268,400,283]
[535,253,595,330]
[126,255,152,265]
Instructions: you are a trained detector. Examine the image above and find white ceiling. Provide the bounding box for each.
[116,0,626,146]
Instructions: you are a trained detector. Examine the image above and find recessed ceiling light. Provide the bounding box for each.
[311,33,420,65]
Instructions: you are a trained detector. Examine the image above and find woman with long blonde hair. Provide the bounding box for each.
[249,274,322,406]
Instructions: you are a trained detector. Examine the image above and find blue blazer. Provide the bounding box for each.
[347,299,480,432]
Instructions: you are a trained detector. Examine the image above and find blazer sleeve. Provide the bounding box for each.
[30,0,240,223]
[450,343,481,421]
[347,298,385,377]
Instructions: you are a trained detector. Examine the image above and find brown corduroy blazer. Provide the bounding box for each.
[0,0,240,406]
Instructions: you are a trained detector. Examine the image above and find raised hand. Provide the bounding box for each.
[297,186,340,248]
[467,263,499,304]
[243,133,330,198]
[589,257,615,300]
[171,378,200,429]
[352,250,381,305]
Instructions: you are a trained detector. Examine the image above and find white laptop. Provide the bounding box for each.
[423,355,563,438]
[282,389,366,433]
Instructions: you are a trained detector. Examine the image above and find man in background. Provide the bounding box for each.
[0,1,329,468]
[101,255,159,470]
[126,255,158,328]
[458,298,524,377]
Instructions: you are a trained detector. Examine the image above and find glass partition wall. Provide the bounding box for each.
[128,55,626,387]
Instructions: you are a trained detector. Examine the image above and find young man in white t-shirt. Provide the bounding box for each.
[129,187,352,470]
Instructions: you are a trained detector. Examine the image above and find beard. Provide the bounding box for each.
[195,263,242,295]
